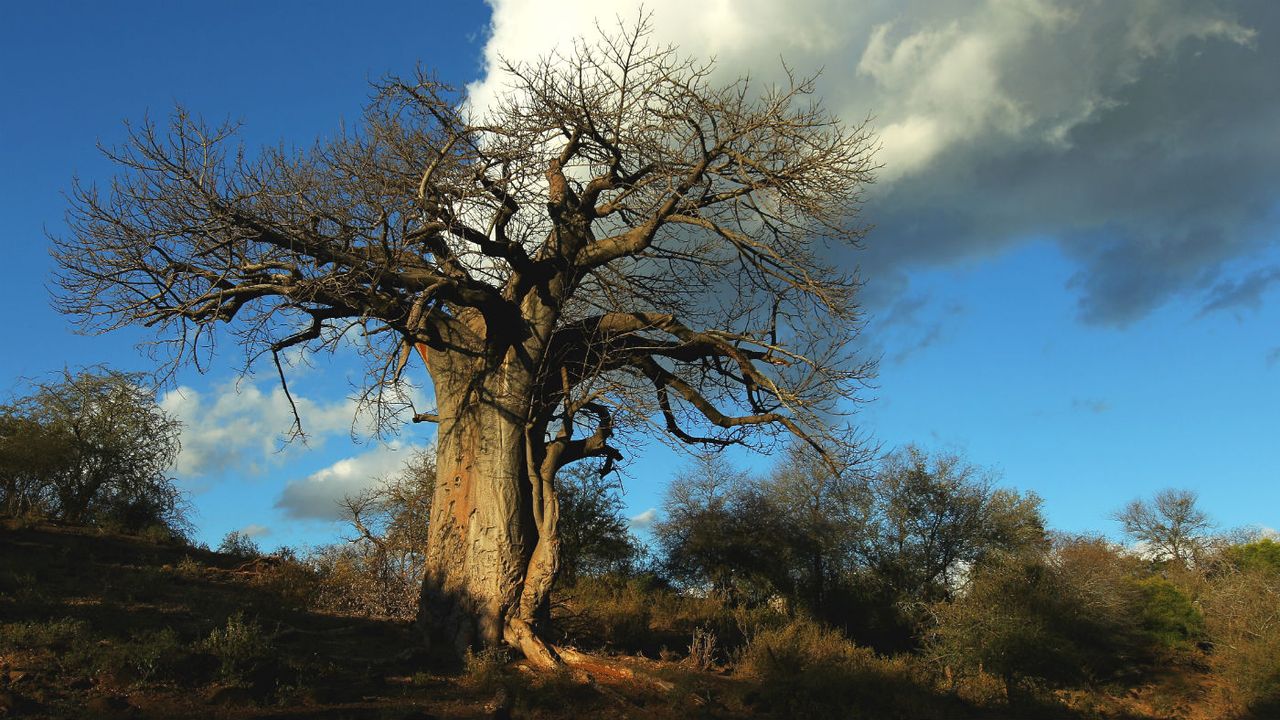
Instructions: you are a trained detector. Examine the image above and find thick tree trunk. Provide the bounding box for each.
[416,350,561,667]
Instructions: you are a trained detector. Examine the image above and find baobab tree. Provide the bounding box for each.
[52,21,877,665]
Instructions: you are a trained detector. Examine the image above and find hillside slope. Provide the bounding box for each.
[0,522,1226,719]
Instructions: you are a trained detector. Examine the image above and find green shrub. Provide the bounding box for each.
[90,627,188,683]
[1224,538,1280,575]
[218,531,262,559]
[198,612,274,682]
[1132,576,1203,648]
[0,617,89,650]
[129,627,186,681]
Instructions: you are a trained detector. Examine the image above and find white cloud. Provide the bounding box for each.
[238,524,271,538]
[274,442,428,521]
[159,379,358,479]
[629,507,658,530]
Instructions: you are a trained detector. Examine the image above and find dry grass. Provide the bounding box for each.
[0,520,1248,719]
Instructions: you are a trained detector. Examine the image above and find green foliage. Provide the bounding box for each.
[217,530,262,559]
[89,627,188,683]
[0,617,89,650]
[1132,576,1203,648]
[556,461,639,582]
[198,612,275,682]
[928,539,1145,698]
[0,368,188,537]
[652,444,1047,653]
[865,446,1047,606]
[655,453,781,603]
[1223,538,1280,575]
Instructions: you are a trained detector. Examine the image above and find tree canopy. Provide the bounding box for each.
[51,20,879,663]
[0,369,186,536]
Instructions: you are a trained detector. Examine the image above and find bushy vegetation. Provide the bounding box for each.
[2,373,1274,718]
[308,448,434,619]
[1203,558,1280,714]
[0,368,189,538]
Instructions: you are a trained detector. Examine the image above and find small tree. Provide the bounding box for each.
[863,446,1045,602]
[556,462,637,583]
[319,448,436,619]
[929,537,1143,704]
[756,440,871,614]
[0,369,187,536]
[655,453,788,603]
[1115,488,1213,567]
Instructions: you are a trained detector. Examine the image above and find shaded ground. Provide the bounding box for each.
[0,522,1234,719]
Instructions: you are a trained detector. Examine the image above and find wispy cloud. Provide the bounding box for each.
[629,508,658,531]
[1072,398,1111,415]
[1200,267,1280,316]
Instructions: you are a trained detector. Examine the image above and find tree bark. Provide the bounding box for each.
[415,346,560,667]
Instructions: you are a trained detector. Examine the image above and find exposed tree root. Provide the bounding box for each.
[503,616,561,670]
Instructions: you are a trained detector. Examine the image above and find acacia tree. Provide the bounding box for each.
[1115,488,1213,566]
[53,22,877,664]
[0,369,185,533]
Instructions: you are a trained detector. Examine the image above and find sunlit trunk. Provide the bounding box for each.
[415,349,560,667]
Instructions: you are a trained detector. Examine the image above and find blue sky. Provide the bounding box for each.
[3,1,1276,550]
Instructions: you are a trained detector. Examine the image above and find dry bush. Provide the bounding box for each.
[556,574,774,659]
[462,646,512,693]
[686,626,717,670]
[249,547,321,610]
[309,543,421,619]
[1203,567,1280,714]
[737,617,943,719]
[309,449,433,620]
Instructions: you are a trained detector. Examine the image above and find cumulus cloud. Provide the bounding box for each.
[274,442,426,521]
[159,379,358,479]
[238,524,271,538]
[629,507,658,531]
[474,0,1278,326]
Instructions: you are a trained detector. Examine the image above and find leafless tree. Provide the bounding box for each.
[52,19,877,665]
[1114,488,1213,566]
